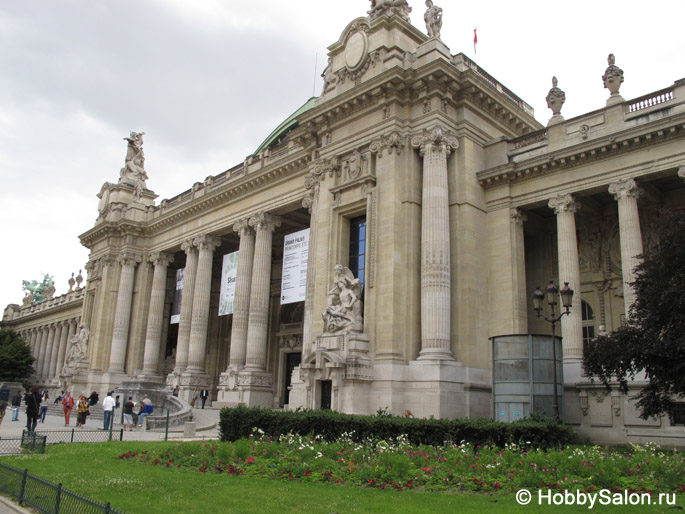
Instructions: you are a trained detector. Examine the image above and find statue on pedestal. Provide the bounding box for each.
[368,0,411,22]
[65,323,90,366]
[424,1,442,39]
[119,131,148,196]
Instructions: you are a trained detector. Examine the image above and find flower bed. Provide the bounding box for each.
[117,432,685,495]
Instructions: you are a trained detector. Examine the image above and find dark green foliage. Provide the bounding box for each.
[0,329,35,382]
[219,406,575,448]
[584,209,685,419]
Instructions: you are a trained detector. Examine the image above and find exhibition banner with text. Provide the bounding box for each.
[219,251,239,316]
[281,228,309,304]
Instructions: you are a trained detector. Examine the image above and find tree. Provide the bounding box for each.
[583,209,685,419]
[0,329,35,382]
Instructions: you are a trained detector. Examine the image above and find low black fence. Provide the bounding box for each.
[0,432,47,456]
[28,429,125,445]
[0,462,126,514]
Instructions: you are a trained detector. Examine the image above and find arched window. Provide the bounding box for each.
[581,300,596,347]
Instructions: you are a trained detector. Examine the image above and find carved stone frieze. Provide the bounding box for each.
[341,149,368,182]
[237,373,273,388]
[279,334,303,350]
[323,265,364,333]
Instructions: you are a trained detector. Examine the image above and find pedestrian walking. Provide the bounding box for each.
[62,391,74,426]
[0,384,10,427]
[102,391,116,430]
[76,395,90,428]
[25,385,41,432]
[11,390,22,421]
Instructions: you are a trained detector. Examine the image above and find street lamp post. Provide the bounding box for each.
[532,280,574,418]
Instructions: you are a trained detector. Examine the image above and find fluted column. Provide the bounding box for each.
[227,220,256,369]
[244,212,281,372]
[141,252,174,377]
[47,322,63,380]
[29,328,39,357]
[42,324,57,379]
[36,326,49,379]
[301,170,323,357]
[609,178,643,317]
[174,240,199,374]
[108,252,141,373]
[549,193,583,360]
[411,126,458,360]
[54,319,72,378]
[185,235,222,373]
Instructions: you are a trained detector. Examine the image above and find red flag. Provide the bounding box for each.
[473,28,478,54]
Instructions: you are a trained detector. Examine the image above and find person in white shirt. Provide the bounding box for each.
[102,392,116,430]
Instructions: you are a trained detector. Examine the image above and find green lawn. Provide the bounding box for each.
[1,441,683,513]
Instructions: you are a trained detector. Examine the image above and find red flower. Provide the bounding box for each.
[246,456,255,464]
[421,467,431,473]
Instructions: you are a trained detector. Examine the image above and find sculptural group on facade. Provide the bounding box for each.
[368,0,411,22]
[21,274,55,305]
[323,265,363,333]
[65,323,90,366]
[119,131,148,198]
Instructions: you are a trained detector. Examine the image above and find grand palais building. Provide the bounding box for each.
[3,1,685,445]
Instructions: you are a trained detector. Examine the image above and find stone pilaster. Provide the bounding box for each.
[411,125,458,361]
[141,252,174,378]
[108,252,141,373]
[227,220,255,369]
[549,193,583,361]
[609,178,643,317]
[55,319,71,379]
[244,212,281,372]
[302,169,323,357]
[41,324,56,380]
[173,240,199,375]
[185,235,222,375]
[47,322,63,380]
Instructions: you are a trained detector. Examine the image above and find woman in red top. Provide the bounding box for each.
[62,392,74,426]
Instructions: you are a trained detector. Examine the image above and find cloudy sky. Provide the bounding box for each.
[1,0,683,311]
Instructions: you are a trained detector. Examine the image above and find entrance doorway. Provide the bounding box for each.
[284,352,301,405]
[320,380,332,410]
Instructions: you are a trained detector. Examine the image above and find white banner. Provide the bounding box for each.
[281,228,309,305]
[219,251,239,316]
[170,268,184,324]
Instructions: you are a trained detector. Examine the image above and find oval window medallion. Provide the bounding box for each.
[344,31,367,71]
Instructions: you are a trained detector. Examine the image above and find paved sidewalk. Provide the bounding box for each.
[0,406,221,442]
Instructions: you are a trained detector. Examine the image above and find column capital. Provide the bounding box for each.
[510,208,528,226]
[678,166,685,183]
[117,252,142,267]
[411,125,459,156]
[249,212,282,232]
[233,218,254,238]
[181,238,198,255]
[548,193,580,215]
[193,234,222,251]
[609,178,641,201]
[148,251,174,268]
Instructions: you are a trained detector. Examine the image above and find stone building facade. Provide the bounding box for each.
[3,1,685,445]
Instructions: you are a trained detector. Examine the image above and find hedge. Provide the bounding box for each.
[219,407,575,448]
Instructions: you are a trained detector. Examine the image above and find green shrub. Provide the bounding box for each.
[218,406,574,448]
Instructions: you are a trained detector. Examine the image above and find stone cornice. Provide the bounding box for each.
[146,150,311,233]
[79,220,145,249]
[478,116,685,189]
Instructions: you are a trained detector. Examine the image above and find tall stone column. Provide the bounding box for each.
[227,220,255,369]
[173,240,199,375]
[47,323,63,380]
[36,326,49,380]
[54,319,72,379]
[40,324,56,379]
[549,193,583,360]
[609,178,643,317]
[185,235,221,375]
[244,212,281,372]
[301,170,323,357]
[29,328,39,358]
[108,252,141,374]
[141,252,174,377]
[411,126,458,360]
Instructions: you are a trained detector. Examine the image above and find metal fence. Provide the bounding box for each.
[0,432,47,456]
[28,429,124,445]
[0,462,126,514]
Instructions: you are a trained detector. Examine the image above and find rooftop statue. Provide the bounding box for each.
[21,273,54,304]
[323,264,364,333]
[368,0,411,22]
[119,131,148,197]
[424,0,442,39]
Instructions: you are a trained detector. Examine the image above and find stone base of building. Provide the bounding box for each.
[236,370,275,407]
